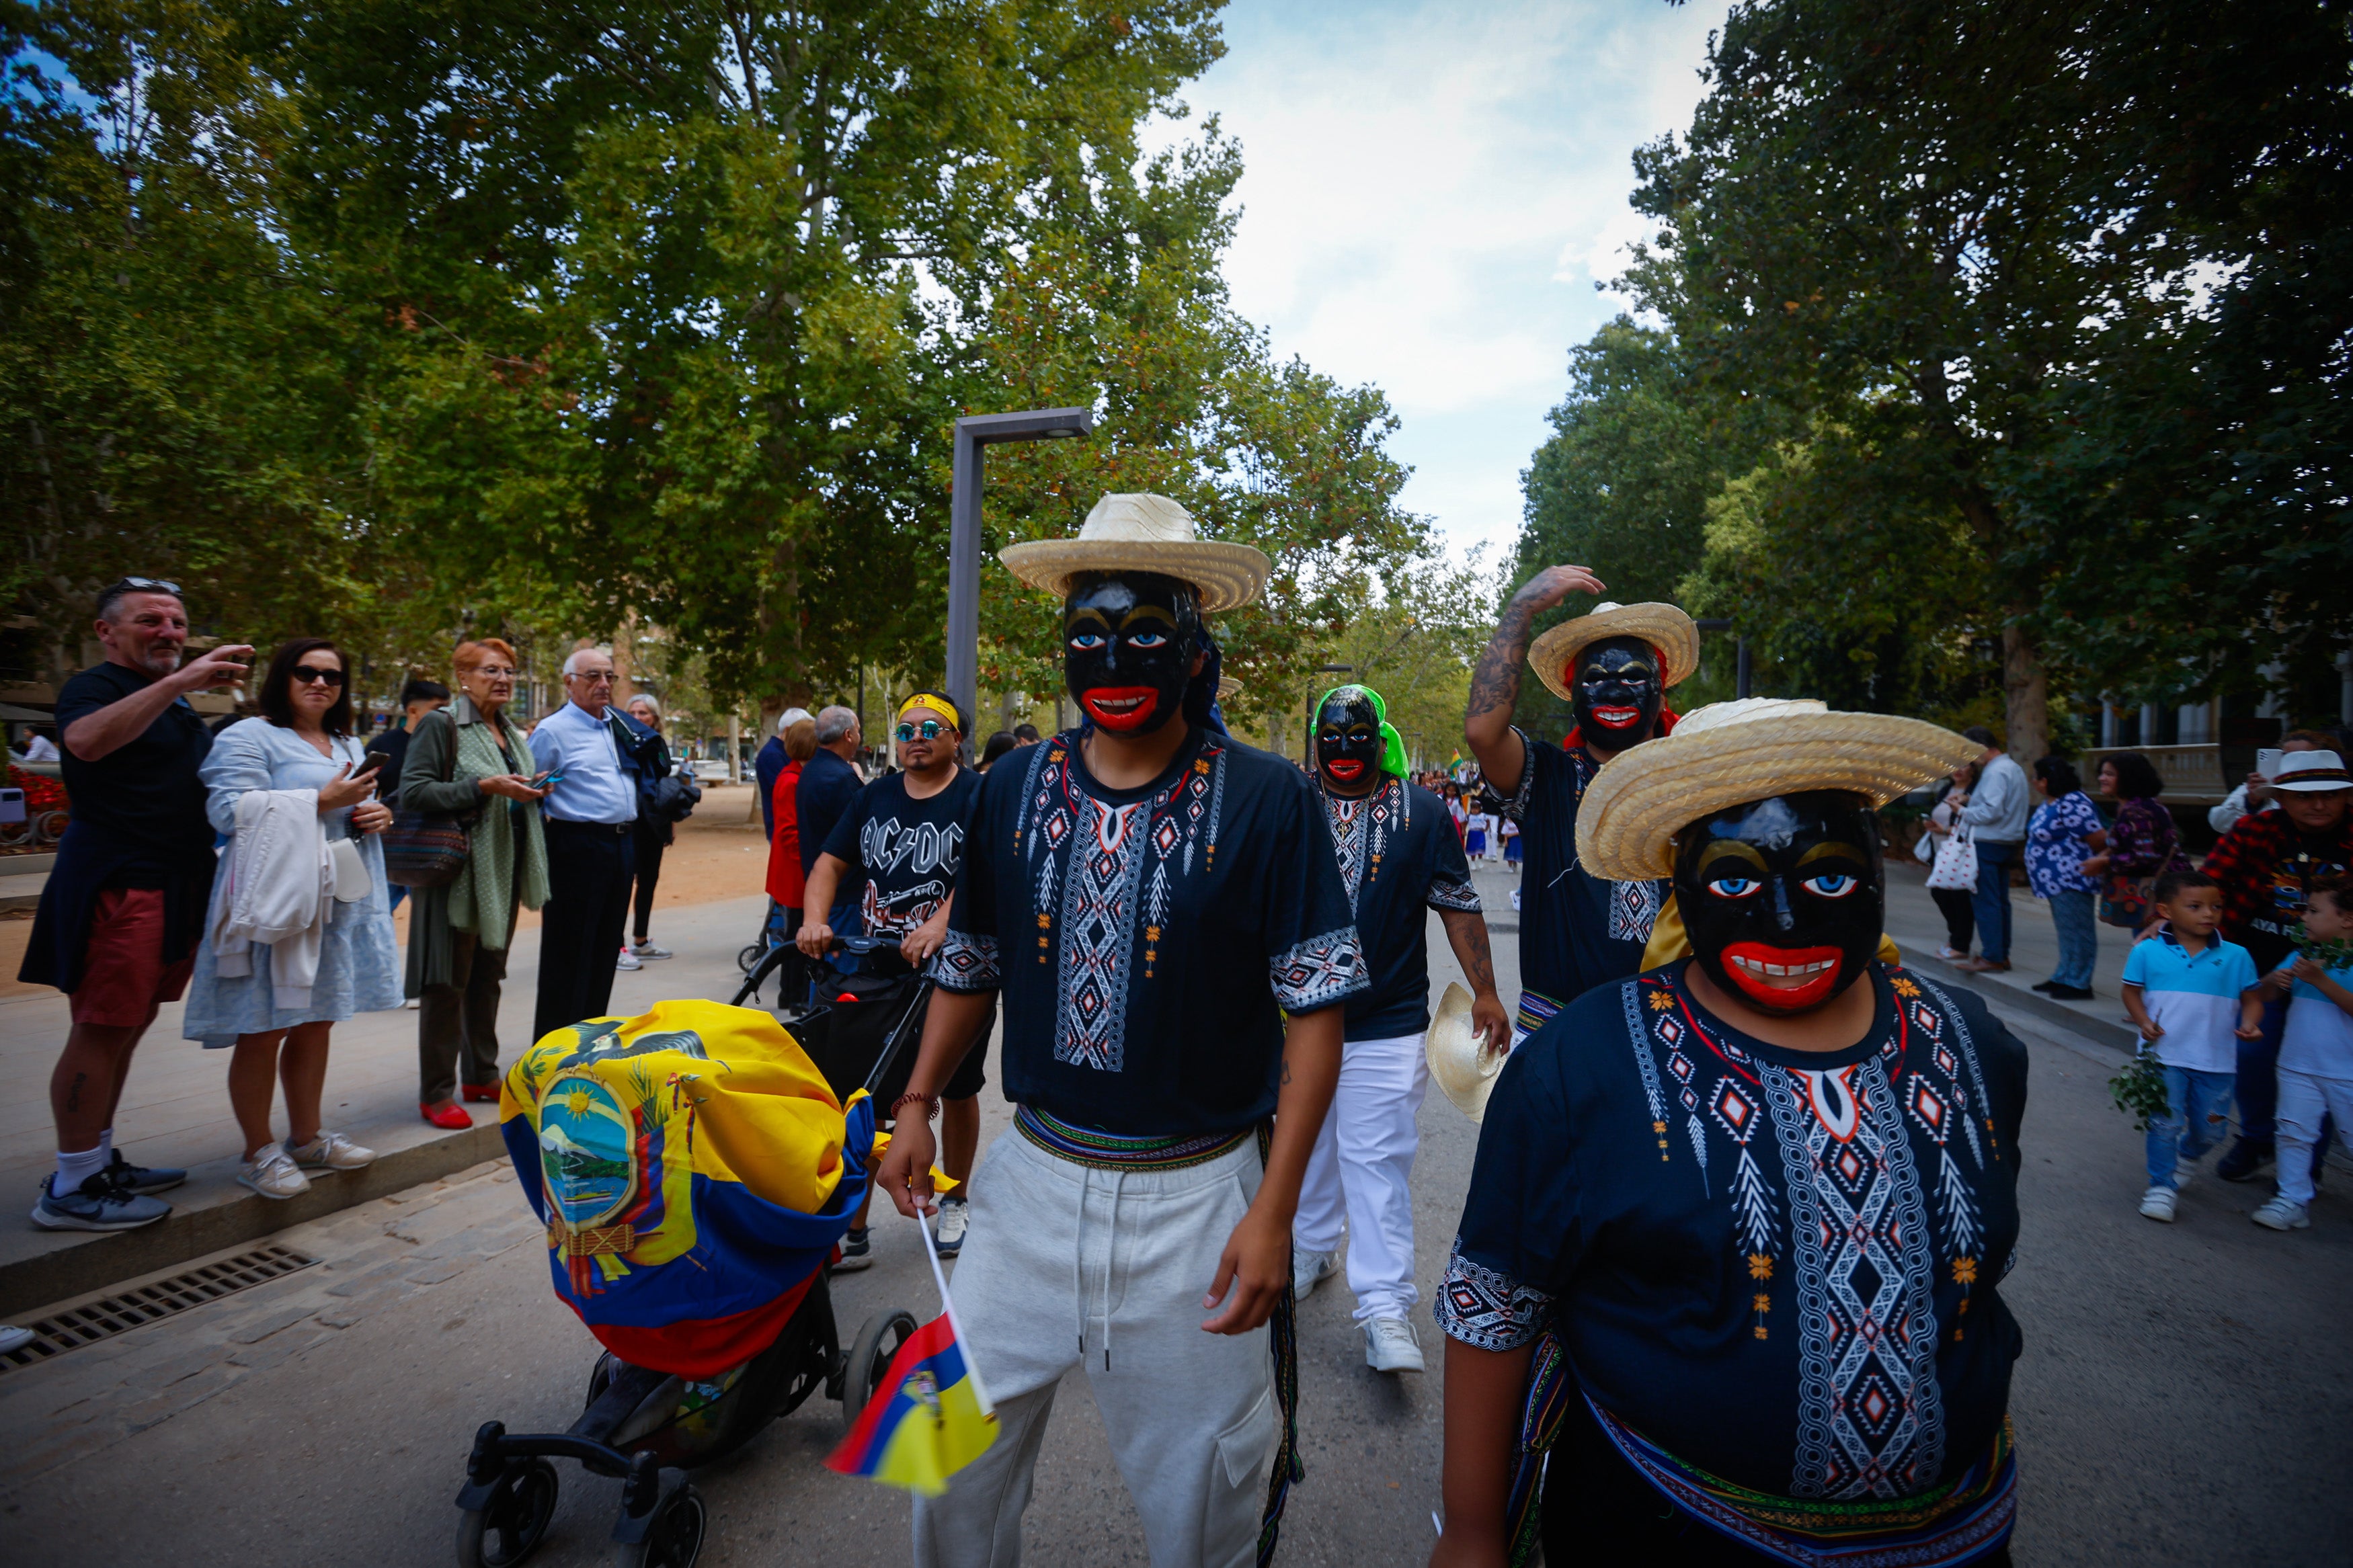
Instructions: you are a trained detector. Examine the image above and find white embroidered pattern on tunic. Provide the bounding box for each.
[1270,927,1369,1012]
[1608,876,1664,944]
[1055,797,1149,1071]
[1436,1243,1553,1352]
[930,928,1000,991]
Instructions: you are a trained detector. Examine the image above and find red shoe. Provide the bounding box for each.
[420,1100,473,1130]
[461,1082,500,1104]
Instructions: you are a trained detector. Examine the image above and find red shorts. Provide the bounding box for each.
[70,886,195,1028]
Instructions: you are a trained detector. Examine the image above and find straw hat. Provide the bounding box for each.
[1575,698,1979,882]
[1000,493,1269,614]
[1425,983,1505,1122]
[1527,602,1702,702]
[1217,676,1242,700]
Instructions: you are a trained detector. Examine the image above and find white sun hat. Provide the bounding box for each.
[1574,698,1979,882]
[1425,982,1506,1122]
[998,493,1270,614]
[2272,749,2350,792]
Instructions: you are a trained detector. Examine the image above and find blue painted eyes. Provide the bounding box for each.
[1068,628,1169,651]
[1802,874,1858,899]
[1708,877,1763,899]
[1068,631,1107,651]
[1126,630,1169,650]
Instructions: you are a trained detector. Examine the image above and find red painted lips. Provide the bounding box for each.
[1720,942,1845,1011]
[1589,704,1643,729]
[1324,757,1367,781]
[1080,686,1160,731]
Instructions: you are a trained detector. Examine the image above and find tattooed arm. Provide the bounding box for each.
[1440,907,1511,1050]
[1463,564,1606,796]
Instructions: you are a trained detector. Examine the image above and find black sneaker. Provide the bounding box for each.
[833,1227,873,1272]
[2217,1139,2276,1183]
[2030,980,2058,994]
[105,1149,187,1196]
[32,1171,172,1231]
[2047,984,2095,1001]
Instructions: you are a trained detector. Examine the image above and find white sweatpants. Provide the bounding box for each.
[1291,1031,1428,1323]
[912,1127,1276,1568]
[2275,1066,2353,1206]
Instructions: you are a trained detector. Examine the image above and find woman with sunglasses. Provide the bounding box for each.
[182,638,401,1198]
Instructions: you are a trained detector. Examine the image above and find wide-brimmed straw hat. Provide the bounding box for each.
[1000,493,1269,614]
[1575,698,1979,882]
[1217,676,1242,701]
[1425,983,1505,1122]
[1527,601,1702,702]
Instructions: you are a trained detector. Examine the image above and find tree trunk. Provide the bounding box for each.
[2001,620,2050,766]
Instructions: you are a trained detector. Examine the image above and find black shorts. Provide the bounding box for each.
[942,994,992,1101]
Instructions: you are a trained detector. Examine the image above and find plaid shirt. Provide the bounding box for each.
[2202,810,2353,968]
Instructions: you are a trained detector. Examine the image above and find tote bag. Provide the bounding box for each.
[1925,823,1979,892]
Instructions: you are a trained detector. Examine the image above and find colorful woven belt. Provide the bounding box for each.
[1014,1104,1252,1171]
[1514,988,1564,1040]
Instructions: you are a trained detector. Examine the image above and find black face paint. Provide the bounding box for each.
[1064,571,1200,737]
[1315,688,1382,796]
[1674,790,1882,1016]
[1570,636,1664,755]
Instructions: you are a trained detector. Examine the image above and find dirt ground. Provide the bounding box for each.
[0,783,771,1001]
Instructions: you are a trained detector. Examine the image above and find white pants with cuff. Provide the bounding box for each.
[2275,1066,2353,1206]
[1291,1030,1428,1323]
[912,1126,1275,1568]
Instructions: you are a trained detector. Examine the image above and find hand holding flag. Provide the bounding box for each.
[824,1210,996,1494]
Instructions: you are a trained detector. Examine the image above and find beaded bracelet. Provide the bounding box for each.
[889,1090,941,1120]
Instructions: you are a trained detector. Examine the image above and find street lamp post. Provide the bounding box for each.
[948,408,1095,757]
[1694,617,1752,700]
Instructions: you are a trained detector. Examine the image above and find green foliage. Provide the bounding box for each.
[2108,1050,2173,1134]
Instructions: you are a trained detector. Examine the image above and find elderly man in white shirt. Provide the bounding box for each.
[528,647,641,1038]
[1954,724,2031,973]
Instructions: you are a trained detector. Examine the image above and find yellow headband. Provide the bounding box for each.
[895,692,962,733]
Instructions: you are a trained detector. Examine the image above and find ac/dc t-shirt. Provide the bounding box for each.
[1439,960,2028,1504]
[931,727,1367,1137]
[1320,777,1482,1042]
[1486,727,1668,1021]
[820,768,981,942]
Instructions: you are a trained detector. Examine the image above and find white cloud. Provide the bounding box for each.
[1158,0,1726,560]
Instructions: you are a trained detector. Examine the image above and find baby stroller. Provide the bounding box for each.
[733,901,817,1016]
[450,994,929,1568]
[733,934,931,1112]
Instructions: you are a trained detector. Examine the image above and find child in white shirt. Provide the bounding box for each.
[2253,875,2353,1231]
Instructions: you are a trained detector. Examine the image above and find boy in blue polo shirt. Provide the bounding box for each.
[2253,874,2353,1231]
[2123,869,2265,1222]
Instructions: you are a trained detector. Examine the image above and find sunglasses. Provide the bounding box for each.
[289,667,346,688]
[106,576,184,597]
[895,719,951,742]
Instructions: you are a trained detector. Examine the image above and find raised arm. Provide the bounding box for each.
[63,644,251,762]
[1463,565,1606,797]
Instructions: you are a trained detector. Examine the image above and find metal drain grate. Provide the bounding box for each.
[0,1243,319,1374]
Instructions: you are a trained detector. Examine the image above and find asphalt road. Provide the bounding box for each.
[2,864,2347,1565]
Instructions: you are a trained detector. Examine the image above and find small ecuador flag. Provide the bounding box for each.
[825,1217,996,1495]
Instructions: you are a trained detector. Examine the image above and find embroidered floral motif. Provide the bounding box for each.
[1436,1241,1553,1352]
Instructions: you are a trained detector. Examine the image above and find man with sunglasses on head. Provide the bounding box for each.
[25,578,253,1231]
[799,692,989,1260]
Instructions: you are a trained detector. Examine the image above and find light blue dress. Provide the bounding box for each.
[181,718,404,1046]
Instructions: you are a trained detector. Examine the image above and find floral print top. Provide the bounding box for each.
[2024,790,2104,897]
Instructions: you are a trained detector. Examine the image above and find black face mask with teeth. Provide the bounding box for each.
[1570,636,1665,755]
[1674,790,1883,1016]
[1064,571,1200,739]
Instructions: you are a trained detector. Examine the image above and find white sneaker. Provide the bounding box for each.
[288,1130,376,1171]
[616,947,642,971]
[403,997,422,1010]
[0,1325,33,1356]
[238,1143,311,1200]
[934,1197,969,1258]
[631,941,673,960]
[2173,1159,2198,1189]
[1292,1247,1339,1300]
[2138,1184,2178,1223]
[1364,1317,1425,1373]
[2252,1196,2311,1231]
[1938,946,1969,962]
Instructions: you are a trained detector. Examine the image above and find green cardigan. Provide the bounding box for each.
[399,696,549,994]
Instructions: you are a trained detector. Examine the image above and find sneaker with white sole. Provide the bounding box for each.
[2138,1184,2178,1222]
[934,1196,969,1258]
[2173,1159,2198,1189]
[1293,1247,1339,1301]
[631,941,673,960]
[616,947,642,971]
[238,1143,311,1200]
[287,1131,376,1171]
[32,1171,171,1231]
[832,1227,873,1272]
[1364,1317,1425,1373]
[2252,1196,2311,1231]
[0,1325,34,1356]
[104,1150,187,1196]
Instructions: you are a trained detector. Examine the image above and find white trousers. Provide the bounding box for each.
[1291,1030,1428,1323]
[2275,1066,2353,1206]
[912,1127,1276,1568]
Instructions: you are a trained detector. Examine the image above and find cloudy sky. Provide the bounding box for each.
[1164,0,1729,567]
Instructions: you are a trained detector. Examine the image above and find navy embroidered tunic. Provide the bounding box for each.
[1438,960,2026,1503]
[1486,728,1669,1022]
[1320,777,1482,1042]
[932,727,1367,1136]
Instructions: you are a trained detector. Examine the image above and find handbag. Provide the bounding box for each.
[1925,823,1979,892]
[383,715,479,889]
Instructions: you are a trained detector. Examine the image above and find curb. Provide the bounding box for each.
[1890,938,2141,1055]
[1,1121,508,1319]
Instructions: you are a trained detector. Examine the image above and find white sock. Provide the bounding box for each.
[97,1128,114,1165]
[54,1144,107,1196]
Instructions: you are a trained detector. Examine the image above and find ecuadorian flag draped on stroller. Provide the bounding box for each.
[498,997,875,1379]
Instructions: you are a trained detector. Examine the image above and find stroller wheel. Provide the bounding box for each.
[454,1457,559,1568]
[614,1483,705,1568]
[842,1309,920,1426]
[736,943,765,975]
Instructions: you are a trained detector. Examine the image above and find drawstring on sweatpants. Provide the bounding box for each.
[1071,1167,1128,1370]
